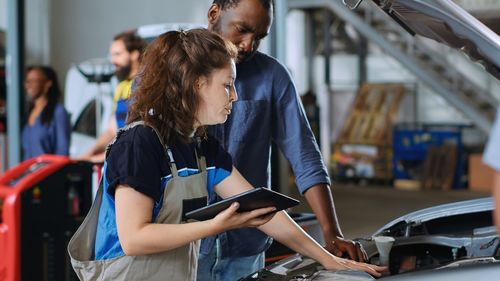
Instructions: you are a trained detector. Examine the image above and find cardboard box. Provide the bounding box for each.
[394,179,422,191]
[468,154,495,193]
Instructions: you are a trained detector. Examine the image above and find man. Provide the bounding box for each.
[483,110,500,234]
[198,1,366,280]
[79,31,146,162]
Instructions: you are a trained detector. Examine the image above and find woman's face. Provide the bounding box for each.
[25,69,51,101]
[196,60,238,126]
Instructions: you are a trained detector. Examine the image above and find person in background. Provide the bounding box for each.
[22,65,70,160]
[198,1,366,280]
[483,110,500,234]
[67,28,384,281]
[78,31,146,163]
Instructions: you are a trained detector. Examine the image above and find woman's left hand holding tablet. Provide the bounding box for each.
[208,202,276,233]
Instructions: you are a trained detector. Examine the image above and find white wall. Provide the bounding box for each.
[47,0,212,85]
[286,10,307,94]
[1,0,50,64]
[0,0,6,30]
[0,0,6,61]
[25,0,51,65]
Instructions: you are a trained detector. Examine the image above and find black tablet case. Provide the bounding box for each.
[185,187,300,221]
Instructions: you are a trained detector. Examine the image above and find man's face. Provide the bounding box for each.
[208,0,273,63]
[109,39,132,81]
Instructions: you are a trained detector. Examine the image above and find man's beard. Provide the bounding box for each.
[115,64,132,81]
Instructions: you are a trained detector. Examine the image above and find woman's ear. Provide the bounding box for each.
[196,77,207,90]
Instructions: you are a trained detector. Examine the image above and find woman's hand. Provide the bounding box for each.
[322,255,387,277]
[209,202,277,233]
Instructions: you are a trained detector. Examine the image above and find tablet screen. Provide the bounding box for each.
[185,188,300,221]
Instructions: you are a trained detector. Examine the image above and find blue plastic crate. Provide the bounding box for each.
[392,123,465,188]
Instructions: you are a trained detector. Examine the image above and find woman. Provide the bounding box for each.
[22,66,70,159]
[68,29,384,280]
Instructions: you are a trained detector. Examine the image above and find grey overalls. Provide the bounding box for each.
[68,121,208,280]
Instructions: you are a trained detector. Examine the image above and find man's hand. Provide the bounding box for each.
[325,236,367,262]
[303,185,367,262]
[74,152,105,164]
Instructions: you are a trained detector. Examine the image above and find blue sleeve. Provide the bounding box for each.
[54,105,70,156]
[271,64,330,194]
[204,137,233,197]
[484,109,500,171]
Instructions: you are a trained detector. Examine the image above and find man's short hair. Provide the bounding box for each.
[213,0,273,11]
[113,31,147,54]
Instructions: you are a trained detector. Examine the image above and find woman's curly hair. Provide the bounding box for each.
[127,28,237,144]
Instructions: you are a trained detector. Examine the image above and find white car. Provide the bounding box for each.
[242,197,500,280]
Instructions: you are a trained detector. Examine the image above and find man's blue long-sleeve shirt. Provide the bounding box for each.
[201,52,330,258]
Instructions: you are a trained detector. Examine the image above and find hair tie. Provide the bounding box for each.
[179,30,188,41]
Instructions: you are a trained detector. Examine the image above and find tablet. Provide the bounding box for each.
[185,187,300,221]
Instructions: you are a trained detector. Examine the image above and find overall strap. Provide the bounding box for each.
[166,148,178,177]
[194,137,207,172]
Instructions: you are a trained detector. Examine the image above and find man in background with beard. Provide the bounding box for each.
[78,31,146,163]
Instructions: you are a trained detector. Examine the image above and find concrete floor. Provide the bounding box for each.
[288,183,491,239]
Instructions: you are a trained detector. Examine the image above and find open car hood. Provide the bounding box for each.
[373,197,494,236]
[374,0,500,79]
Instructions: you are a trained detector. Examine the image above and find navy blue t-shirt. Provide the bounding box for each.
[95,125,233,260]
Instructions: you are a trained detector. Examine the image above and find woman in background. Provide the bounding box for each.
[22,66,70,160]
